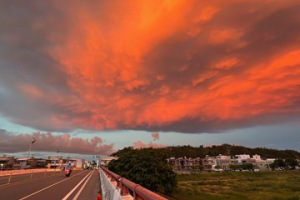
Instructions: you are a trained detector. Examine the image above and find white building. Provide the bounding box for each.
[235,154,251,164]
[216,155,231,170]
[100,156,117,166]
[67,158,84,169]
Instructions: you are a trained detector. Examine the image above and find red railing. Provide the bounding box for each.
[100,166,168,200]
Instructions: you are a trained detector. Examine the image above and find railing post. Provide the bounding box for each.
[120,180,129,196]
[7,172,12,184]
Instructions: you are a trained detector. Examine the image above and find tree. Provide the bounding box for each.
[229,163,253,171]
[270,159,287,170]
[285,158,298,169]
[241,163,253,170]
[108,148,177,195]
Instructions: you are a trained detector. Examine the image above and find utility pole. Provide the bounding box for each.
[27,137,36,158]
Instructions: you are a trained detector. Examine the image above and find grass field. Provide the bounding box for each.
[171,170,300,200]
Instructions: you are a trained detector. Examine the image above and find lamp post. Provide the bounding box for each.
[27,137,36,158]
[56,150,61,169]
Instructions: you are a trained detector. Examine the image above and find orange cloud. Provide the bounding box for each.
[151,132,160,141]
[213,57,240,70]
[1,0,300,133]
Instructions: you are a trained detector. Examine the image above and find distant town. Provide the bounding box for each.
[0,155,105,170]
[1,144,299,174]
[168,154,277,173]
[111,144,300,173]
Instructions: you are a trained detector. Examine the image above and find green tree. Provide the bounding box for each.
[285,158,298,169]
[229,164,240,171]
[270,159,287,170]
[108,148,177,195]
[241,163,253,170]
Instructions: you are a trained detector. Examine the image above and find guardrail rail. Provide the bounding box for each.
[100,166,168,200]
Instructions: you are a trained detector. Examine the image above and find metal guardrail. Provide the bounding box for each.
[100,166,168,200]
[0,168,59,177]
[0,168,60,185]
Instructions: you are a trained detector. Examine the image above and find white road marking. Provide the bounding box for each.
[18,171,85,200]
[73,170,94,200]
[62,170,93,200]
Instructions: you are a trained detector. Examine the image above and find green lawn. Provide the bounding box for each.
[171,170,300,200]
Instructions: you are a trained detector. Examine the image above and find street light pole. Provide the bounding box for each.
[27,137,36,159]
[27,142,32,158]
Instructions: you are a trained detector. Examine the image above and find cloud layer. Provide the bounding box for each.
[133,140,167,149]
[0,130,114,155]
[0,0,300,133]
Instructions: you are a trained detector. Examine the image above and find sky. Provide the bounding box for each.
[0,0,300,156]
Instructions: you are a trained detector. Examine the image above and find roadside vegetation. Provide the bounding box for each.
[172,170,300,200]
[109,145,300,198]
[108,148,177,195]
[112,144,300,160]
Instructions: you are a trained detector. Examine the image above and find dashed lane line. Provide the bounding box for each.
[18,171,86,200]
[62,170,94,200]
[73,170,95,200]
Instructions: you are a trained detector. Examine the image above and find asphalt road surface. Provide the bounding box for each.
[0,170,100,200]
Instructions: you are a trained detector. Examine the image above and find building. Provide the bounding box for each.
[100,156,117,166]
[234,154,251,164]
[168,153,276,172]
[0,156,15,170]
[14,158,38,169]
[216,155,231,170]
[47,156,63,168]
[202,156,217,171]
[67,158,85,169]
[254,159,270,171]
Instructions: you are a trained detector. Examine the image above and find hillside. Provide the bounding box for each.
[112,144,300,159]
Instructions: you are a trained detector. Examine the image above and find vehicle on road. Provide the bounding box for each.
[65,163,73,177]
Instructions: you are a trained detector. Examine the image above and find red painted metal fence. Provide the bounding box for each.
[100,166,168,200]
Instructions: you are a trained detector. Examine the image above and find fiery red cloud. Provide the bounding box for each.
[0,0,300,133]
[0,130,114,155]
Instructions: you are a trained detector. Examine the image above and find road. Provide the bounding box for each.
[0,170,100,200]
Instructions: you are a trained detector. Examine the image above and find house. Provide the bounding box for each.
[254,159,270,171]
[235,154,251,164]
[167,157,202,172]
[216,155,231,170]
[202,155,217,171]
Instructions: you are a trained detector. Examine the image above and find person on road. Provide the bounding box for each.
[65,162,72,170]
[65,162,73,177]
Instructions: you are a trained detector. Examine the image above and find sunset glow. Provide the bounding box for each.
[0,0,300,154]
